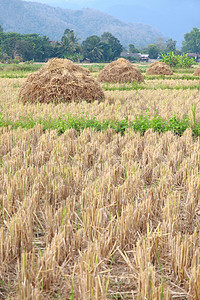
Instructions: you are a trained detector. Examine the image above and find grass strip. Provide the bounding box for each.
[0,111,200,137]
[0,64,43,72]
[0,64,43,78]
[138,67,197,74]
[0,74,28,78]
[1,74,199,80]
[103,83,200,91]
[144,75,199,80]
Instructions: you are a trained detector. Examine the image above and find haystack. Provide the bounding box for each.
[193,66,200,76]
[19,58,105,104]
[97,58,144,83]
[146,62,173,75]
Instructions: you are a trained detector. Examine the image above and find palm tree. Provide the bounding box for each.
[59,29,80,58]
[82,35,104,62]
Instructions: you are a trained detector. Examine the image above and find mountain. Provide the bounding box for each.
[23,0,200,46]
[0,0,164,48]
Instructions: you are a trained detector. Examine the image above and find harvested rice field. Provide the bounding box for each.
[0,62,200,299]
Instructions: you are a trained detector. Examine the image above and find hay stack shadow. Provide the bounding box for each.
[19,58,105,104]
[193,66,200,76]
[146,61,173,75]
[97,58,144,83]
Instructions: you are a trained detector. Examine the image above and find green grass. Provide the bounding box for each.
[103,82,200,91]
[0,63,198,79]
[171,67,197,74]
[144,74,199,80]
[0,111,200,137]
[0,63,43,78]
[0,74,28,78]
[81,63,106,73]
[138,65,197,74]
[138,67,148,73]
[0,63,43,72]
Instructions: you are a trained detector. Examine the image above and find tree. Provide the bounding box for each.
[36,35,53,61]
[16,40,33,61]
[0,32,55,62]
[1,33,19,58]
[21,34,53,61]
[59,29,80,58]
[0,25,3,32]
[129,44,139,53]
[165,38,177,53]
[182,27,200,53]
[100,32,122,61]
[155,37,166,52]
[147,44,159,59]
[82,35,104,62]
[101,42,112,62]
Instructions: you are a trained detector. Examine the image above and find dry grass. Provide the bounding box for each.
[0,69,200,299]
[2,78,200,122]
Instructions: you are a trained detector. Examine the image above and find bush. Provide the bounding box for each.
[161,52,194,68]
[25,60,34,64]
[14,56,23,62]
[7,58,20,64]
[12,59,20,64]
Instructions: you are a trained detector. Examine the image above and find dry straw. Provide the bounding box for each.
[97,58,144,83]
[146,61,174,75]
[0,126,200,299]
[1,66,200,299]
[193,65,200,76]
[18,58,105,104]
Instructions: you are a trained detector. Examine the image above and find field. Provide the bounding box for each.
[0,62,200,299]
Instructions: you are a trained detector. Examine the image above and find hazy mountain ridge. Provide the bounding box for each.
[0,0,164,47]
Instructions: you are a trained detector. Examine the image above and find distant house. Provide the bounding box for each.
[121,51,138,58]
[120,51,149,62]
[80,58,91,63]
[121,51,140,60]
[187,53,200,62]
[140,54,149,62]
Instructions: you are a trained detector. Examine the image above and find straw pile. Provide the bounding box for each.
[19,58,105,104]
[193,66,200,76]
[97,58,144,83]
[146,61,174,75]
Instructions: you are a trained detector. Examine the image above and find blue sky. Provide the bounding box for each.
[24,0,200,46]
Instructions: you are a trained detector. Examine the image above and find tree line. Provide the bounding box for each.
[0,25,199,63]
[137,27,200,59]
[0,27,123,63]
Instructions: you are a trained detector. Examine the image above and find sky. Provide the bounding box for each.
[24,0,200,46]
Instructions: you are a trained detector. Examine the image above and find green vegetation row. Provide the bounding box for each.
[144,74,199,80]
[0,64,43,78]
[0,111,200,137]
[0,63,198,79]
[3,74,199,81]
[103,83,200,91]
[1,73,199,81]
[0,63,43,72]
[138,67,198,74]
